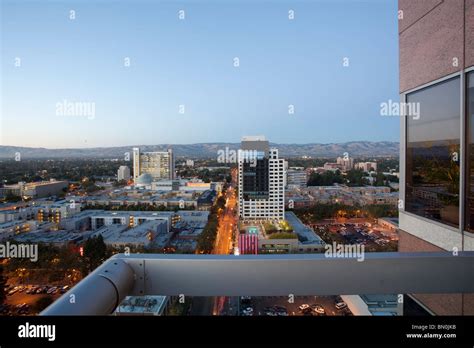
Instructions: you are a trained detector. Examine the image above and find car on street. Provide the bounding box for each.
[47,287,58,295]
[16,303,29,314]
[36,286,48,294]
[8,287,19,296]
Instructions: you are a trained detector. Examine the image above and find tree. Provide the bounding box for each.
[268,232,297,239]
[294,203,398,222]
[374,171,386,186]
[307,170,344,186]
[196,203,221,253]
[0,266,7,305]
[346,169,369,186]
[83,235,108,273]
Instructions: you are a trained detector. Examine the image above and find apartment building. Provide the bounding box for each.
[117,165,131,181]
[286,168,308,188]
[355,162,377,172]
[336,155,354,171]
[398,0,474,315]
[132,147,175,181]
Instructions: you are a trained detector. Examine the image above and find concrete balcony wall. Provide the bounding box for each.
[399,0,473,93]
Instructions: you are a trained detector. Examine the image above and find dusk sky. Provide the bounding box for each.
[1,0,399,148]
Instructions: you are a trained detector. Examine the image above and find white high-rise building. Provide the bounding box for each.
[132,148,175,181]
[117,166,131,182]
[238,136,285,221]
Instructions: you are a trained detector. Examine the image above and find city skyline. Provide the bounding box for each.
[1,0,474,339]
[1,0,399,148]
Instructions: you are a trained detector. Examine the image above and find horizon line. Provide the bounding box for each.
[0,140,399,151]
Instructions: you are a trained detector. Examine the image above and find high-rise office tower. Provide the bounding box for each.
[238,136,285,220]
[132,148,175,181]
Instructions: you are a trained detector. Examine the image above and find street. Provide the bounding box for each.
[211,185,238,314]
[212,186,237,255]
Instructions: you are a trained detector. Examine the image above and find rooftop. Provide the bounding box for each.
[92,220,168,246]
[285,211,325,246]
[13,229,87,244]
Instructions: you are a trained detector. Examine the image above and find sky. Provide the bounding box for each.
[1,0,400,148]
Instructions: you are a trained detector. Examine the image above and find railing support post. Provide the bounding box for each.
[41,256,135,316]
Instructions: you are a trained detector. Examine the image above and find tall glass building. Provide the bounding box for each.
[238,136,285,220]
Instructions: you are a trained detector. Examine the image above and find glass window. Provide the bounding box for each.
[465,72,474,232]
[406,77,460,227]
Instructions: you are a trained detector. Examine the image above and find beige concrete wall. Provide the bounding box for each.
[398,0,474,316]
[399,0,473,93]
[398,229,460,315]
[466,0,474,68]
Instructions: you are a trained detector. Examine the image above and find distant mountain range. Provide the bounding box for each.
[0,141,399,159]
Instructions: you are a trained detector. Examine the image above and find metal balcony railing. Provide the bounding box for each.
[41,252,474,315]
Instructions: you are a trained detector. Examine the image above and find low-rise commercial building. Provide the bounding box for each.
[91,220,169,248]
[0,220,37,241]
[23,180,68,198]
[0,180,68,199]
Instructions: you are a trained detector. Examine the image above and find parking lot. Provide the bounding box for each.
[240,295,352,316]
[2,284,69,316]
[312,219,398,251]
